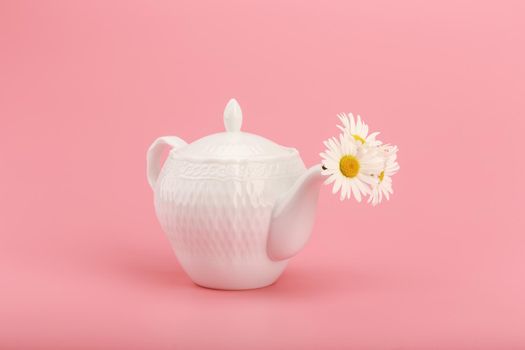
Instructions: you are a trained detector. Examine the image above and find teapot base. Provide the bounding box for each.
[192,279,278,291]
[176,254,289,290]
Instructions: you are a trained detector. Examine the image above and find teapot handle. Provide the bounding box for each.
[147,136,187,190]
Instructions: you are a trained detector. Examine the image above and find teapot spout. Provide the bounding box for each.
[267,164,324,261]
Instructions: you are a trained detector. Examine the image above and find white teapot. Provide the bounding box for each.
[147,99,323,290]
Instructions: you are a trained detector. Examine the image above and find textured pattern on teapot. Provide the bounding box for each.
[165,154,304,180]
[154,157,304,262]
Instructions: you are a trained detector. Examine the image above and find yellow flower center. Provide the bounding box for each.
[378,171,385,182]
[353,134,366,144]
[339,155,360,178]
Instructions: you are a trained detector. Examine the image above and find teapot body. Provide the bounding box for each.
[153,150,306,290]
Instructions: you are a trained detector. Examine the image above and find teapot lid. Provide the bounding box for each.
[174,99,298,161]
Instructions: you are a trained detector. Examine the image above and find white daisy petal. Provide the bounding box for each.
[349,113,356,131]
[332,178,342,194]
[352,183,362,202]
[324,174,338,185]
[340,183,347,201]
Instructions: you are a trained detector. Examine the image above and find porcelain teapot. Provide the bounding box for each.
[147,99,323,290]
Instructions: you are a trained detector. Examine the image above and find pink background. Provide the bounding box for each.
[1,0,524,349]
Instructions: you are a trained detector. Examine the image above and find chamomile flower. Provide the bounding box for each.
[337,113,381,146]
[320,135,383,201]
[368,145,400,206]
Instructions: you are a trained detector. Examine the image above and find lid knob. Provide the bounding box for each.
[224,98,243,132]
